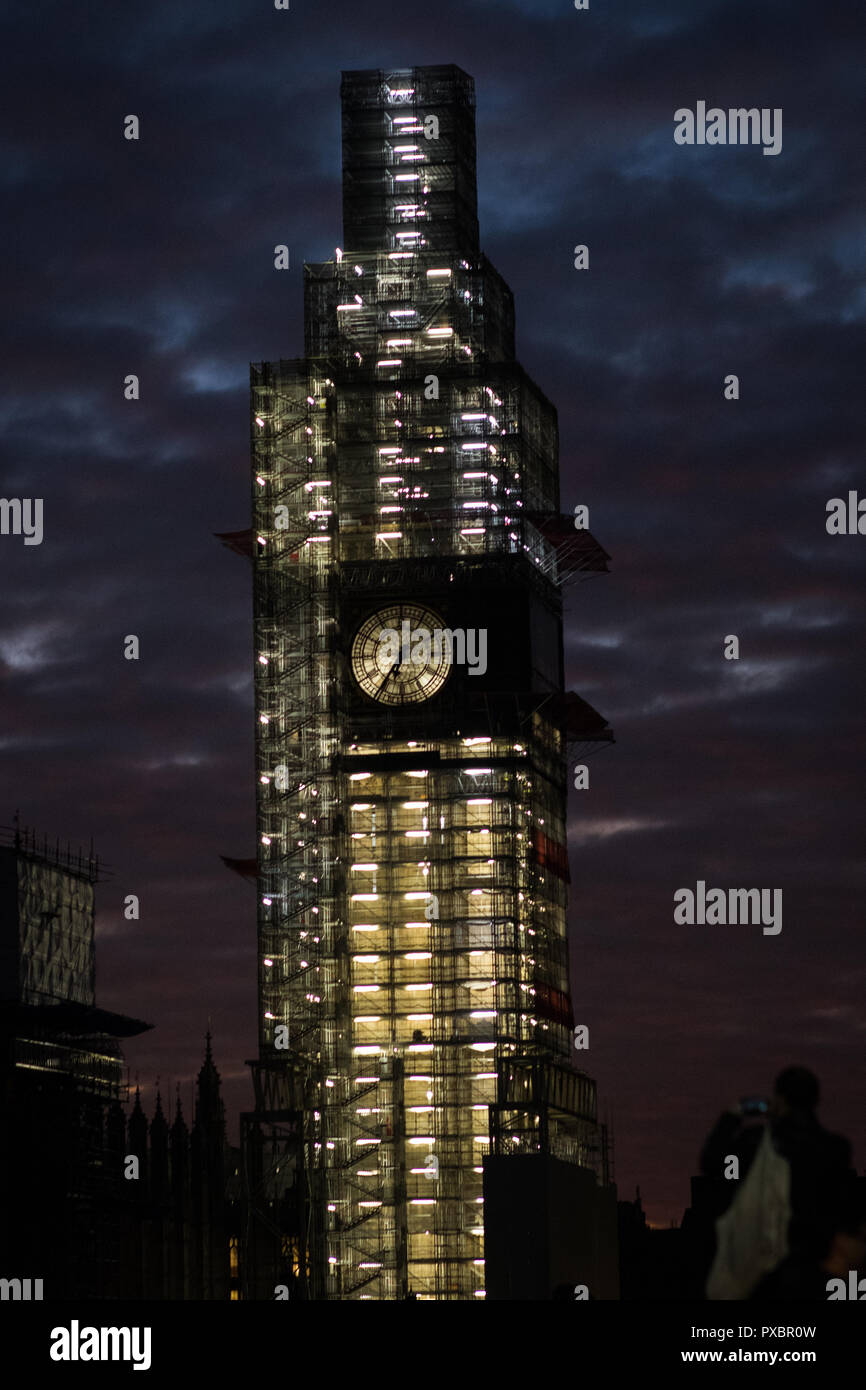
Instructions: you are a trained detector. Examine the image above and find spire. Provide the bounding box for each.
[171,1085,189,1143]
[195,1031,225,1142]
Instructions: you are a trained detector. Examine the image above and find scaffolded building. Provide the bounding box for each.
[0,825,151,1296]
[249,65,614,1300]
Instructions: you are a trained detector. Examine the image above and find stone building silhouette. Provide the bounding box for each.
[0,825,238,1300]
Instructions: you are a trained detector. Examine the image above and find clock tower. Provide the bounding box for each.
[249,65,614,1300]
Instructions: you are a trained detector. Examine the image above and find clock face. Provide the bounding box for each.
[351,603,453,705]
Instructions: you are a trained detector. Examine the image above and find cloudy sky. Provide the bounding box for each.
[2,0,864,1225]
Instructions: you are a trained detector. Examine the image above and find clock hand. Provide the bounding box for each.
[377,659,402,694]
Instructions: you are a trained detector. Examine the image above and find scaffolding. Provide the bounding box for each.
[248,64,613,1300]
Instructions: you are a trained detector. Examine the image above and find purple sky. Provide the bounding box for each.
[1,0,864,1225]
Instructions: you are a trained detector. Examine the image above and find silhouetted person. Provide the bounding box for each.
[701,1066,853,1297]
[751,1194,866,1300]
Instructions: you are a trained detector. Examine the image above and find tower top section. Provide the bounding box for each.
[340,64,479,258]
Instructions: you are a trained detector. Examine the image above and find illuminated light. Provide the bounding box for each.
[354,1047,381,1056]
[349,772,372,780]
[408,1137,435,1146]
[375,532,403,540]
[305,536,331,543]
[461,527,486,535]
[461,413,486,421]
[408,1043,434,1052]
[402,801,428,808]
[354,1015,381,1023]
[307,509,332,519]
[467,798,493,805]
[378,476,403,485]
[376,360,403,367]
[261,835,271,845]
[426,268,452,278]
[462,471,488,480]
[426,327,453,337]
[304,479,332,489]
[474,1291,486,1299]
[337,303,362,311]
[464,737,492,745]
[354,1077,379,1084]
[352,924,380,932]
[394,174,419,182]
[388,252,415,259]
[255,416,265,427]
[351,893,379,902]
[350,803,373,811]
[392,115,418,125]
[405,891,431,899]
[359,1201,382,1209]
[256,476,265,486]
[359,1262,383,1269]
[351,862,378,872]
[336,247,343,261]
[474,1072,497,1080]
[471,1043,497,1052]
[380,506,403,514]
[405,982,432,991]
[470,1011,497,1019]
[405,830,428,838]
[389,309,417,317]
[353,984,380,993]
[403,922,429,929]
[461,443,489,451]
[378,446,402,454]
[259,774,269,784]
[409,1106,434,1114]
[386,339,412,348]
[257,536,266,546]
[466,767,492,774]
[393,144,419,153]
[405,951,432,960]
[407,1013,433,1021]
[354,265,363,275]
[262,897,272,906]
[263,958,274,967]
[264,1011,275,1020]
